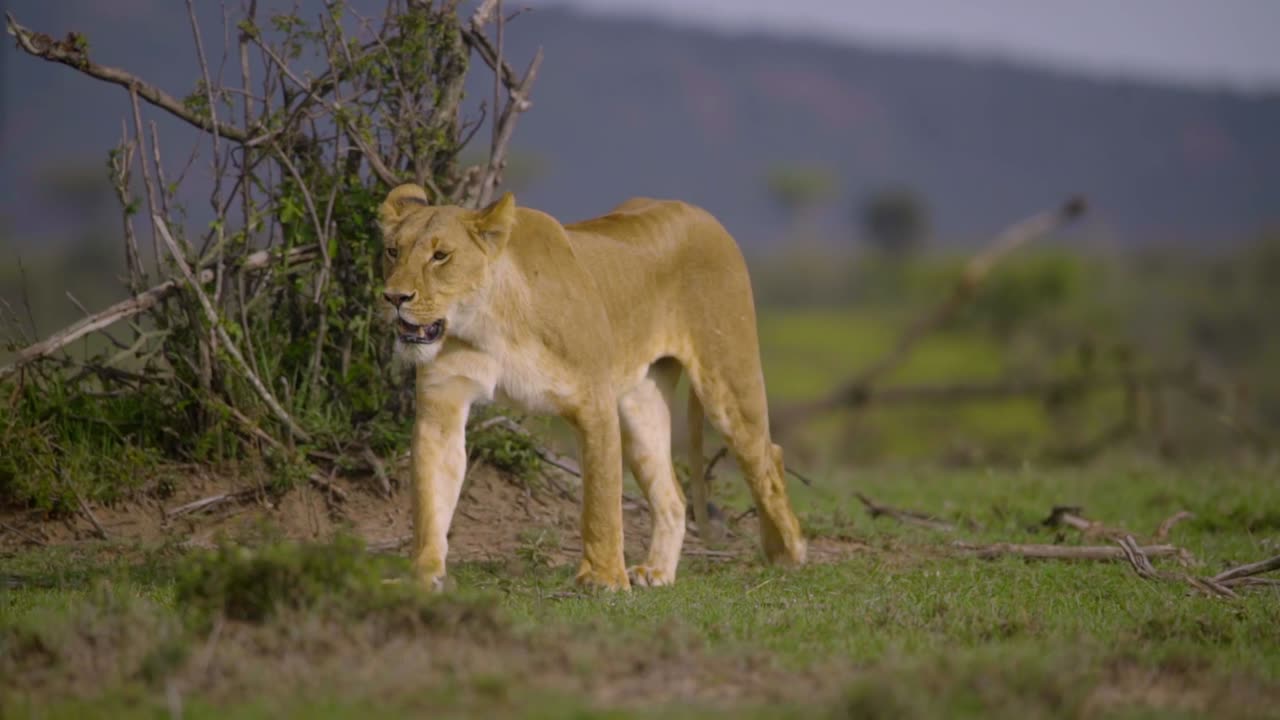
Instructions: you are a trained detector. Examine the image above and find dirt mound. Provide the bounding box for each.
[1,461,861,569]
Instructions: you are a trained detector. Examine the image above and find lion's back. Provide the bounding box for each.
[564,198,743,272]
[559,199,755,353]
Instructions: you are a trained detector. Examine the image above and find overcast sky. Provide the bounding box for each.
[541,0,1280,91]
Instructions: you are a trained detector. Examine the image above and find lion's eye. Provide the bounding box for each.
[432,250,449,262]
[385,246,399,260]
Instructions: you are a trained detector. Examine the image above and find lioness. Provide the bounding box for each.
[378,184,806,590]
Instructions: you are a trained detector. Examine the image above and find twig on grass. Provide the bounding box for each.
[1042,506,1195,544]
[856,492,957,532]
[1114,535,1238,598]
[1153,511,1195,542]
[1218,577,1280,589]
[1210,554,1280,585]
[1041,505,1124,539]
[1116,534,1159,579]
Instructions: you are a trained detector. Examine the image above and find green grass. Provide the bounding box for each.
[3,458,1278,718]
[757,306,1130,462]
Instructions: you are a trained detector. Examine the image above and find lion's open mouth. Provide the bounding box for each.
[398,318,446,345]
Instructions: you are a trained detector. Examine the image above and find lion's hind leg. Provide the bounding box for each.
[684,358,807,567]
[618,360,685,587]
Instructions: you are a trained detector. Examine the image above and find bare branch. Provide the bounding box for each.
[0,246,317,381]
[473,47,542,207]
[62,472,109,540]
[5,13,251,142]
[775,196,1086,429]
[470,415,582,476]
[250,34,401,187]
[1153,511,1195,542]
[154,216,310,441]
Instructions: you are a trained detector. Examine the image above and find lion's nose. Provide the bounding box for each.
[383,290,416,307]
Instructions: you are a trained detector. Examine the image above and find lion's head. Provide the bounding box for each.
[377,184,516,364]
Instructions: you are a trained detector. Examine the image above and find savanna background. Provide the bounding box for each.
[2,1,1278,717]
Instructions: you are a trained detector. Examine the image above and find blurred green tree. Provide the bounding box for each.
[765,164,837,225]
[860,187,930,258]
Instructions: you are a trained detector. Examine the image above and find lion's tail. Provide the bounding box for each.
[687,386,712,542]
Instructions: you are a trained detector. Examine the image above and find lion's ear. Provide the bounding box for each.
[377,184,430,232]
[471,192,516,252]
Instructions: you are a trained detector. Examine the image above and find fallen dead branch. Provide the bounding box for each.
[775,196,1086,431]
[856,492,957,532]
[1115,535,1237,598]
[1115,535,1159,579]
[1041,505,1126,539]
[1210,554,1280,585]
[58,471,110,540]
[1042,505,1195,544]
[308,474,349,502]
[0,246,317,381]
[0,520,47,546]
[1218,577,1280,589]
[953,540,1181,561]
[165,489,259,519]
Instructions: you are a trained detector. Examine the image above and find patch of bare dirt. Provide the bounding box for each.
[0,461,869,570]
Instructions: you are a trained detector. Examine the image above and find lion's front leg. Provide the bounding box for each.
[570,398,631,591]
[409,381,473,591]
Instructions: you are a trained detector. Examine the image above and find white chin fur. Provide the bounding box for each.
[393,338,444,366]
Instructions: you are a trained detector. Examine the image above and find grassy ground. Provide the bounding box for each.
[4,455,1278,718]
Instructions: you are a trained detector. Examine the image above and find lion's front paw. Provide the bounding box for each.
[575,562,630,592]
[411,566,449,593]
[627,564,674,588]
[411,573,446,593]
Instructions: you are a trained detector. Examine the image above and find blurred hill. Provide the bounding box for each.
[2,2,1279,251]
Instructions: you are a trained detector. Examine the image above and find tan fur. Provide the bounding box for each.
[378,185,806,590]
